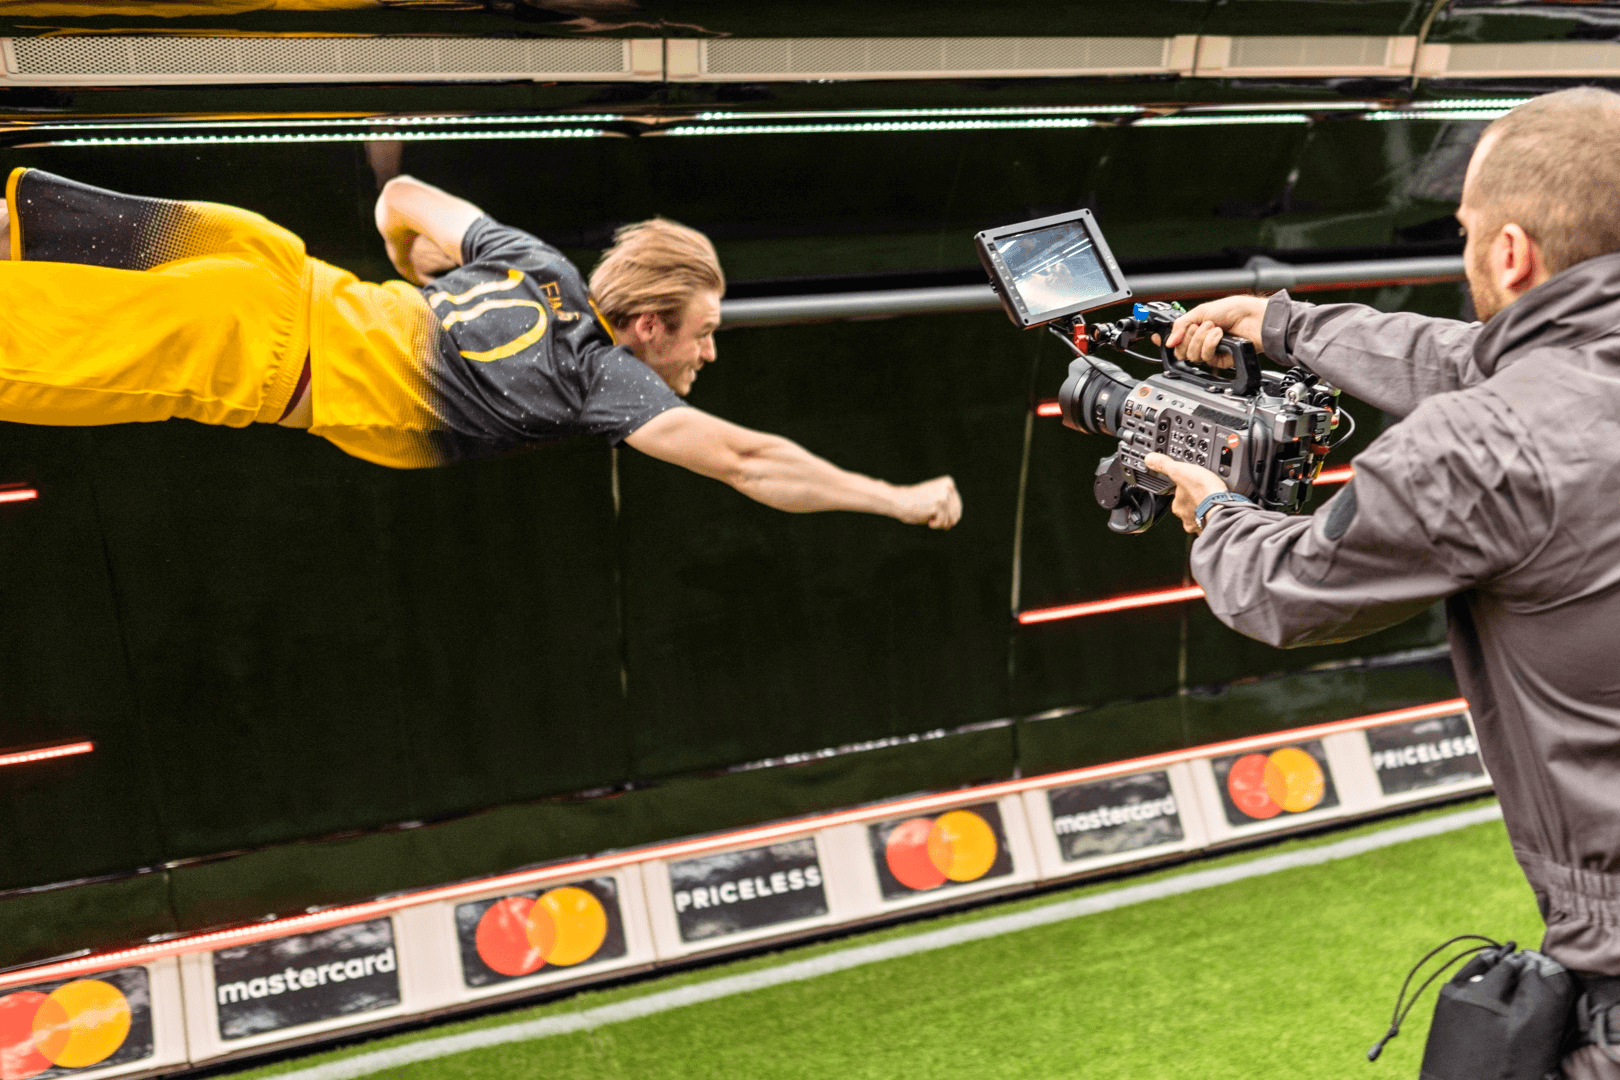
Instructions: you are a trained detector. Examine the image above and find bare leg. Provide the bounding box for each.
[0,199,11,258]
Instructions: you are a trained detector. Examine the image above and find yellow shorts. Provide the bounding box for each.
[0,167,311,429]
[0,167,448,469]
[305,260,442,470]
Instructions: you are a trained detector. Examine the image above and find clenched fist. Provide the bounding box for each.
[894,476,963,530]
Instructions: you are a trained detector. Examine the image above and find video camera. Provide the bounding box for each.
[975,209,1348,534]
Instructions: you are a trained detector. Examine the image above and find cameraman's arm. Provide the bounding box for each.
[1189,387,1548,647]
[1261,291,1486,418]
[625,408,962,529]
[1167,293,1484,419]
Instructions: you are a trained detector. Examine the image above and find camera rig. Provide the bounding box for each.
[974,210,1350,535]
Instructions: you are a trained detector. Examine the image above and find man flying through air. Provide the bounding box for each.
[0,168,961,530]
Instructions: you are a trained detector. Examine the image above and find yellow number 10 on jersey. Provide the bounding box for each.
[428,269,548,363]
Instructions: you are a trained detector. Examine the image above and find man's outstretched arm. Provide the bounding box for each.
[624,408,961,529]
[373,175,485,285]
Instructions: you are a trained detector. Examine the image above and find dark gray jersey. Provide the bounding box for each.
[423,216,684,463]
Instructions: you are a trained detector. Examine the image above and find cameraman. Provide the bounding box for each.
[1145,87,1620,1079]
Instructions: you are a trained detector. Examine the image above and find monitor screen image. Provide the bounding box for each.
[994,221,1117,319]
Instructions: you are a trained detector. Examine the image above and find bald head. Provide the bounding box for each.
[1465,87,1620,277]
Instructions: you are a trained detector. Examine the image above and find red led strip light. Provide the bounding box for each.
[0,741,93,768]
[1019,585,1205,625]
[0,488,39,505]
[0,696,1470,991]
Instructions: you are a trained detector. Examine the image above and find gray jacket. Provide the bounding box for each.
[1195,253,1620,973]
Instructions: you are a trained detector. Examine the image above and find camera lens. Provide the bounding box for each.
[1057,356,1136,436]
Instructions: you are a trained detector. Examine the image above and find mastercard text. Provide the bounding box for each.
[216,947,396,1005]
[1052,795,1179,835]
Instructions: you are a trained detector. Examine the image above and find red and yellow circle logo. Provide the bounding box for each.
[0,980,130,1080]
[884,810,999,891]
[1226,748,1326,820]
[473,887,609,977]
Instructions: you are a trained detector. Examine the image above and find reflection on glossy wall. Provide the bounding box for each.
[0,64,1492,963]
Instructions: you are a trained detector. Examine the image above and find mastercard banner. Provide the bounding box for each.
[1210,741,1340,827]
[1365,713,1485,797]
[209,918,400,1041]
[455,878,627,988]
[1045,770,1185,863]
[868,802,1013,900]
[0,968,152,1080]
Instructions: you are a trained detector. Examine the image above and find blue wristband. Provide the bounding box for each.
[1194,492,1254,532]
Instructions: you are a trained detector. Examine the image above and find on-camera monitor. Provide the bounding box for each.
[975,209,1131,328]
[996,221,1115,318]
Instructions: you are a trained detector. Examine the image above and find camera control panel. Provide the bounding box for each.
[1115,385,1247,495]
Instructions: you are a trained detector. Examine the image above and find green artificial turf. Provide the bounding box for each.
[238,799,1542,1080]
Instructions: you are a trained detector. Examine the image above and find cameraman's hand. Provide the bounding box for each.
[1158,295,1269,369]
[1143,453,1227,535]
[894,476,962,530]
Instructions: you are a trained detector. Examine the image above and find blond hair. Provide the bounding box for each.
[1474,87,1620,276]
[588,217,725,329]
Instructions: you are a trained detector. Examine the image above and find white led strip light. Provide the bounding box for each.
[35,113,621,133]
[663,118,1099,137]
[43,128,608,148]
[692,105,1142,120]
[1133,114,1313,128]
[11,98,1532,148]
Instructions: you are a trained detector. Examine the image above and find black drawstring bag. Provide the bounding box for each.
[1369,935,1577,1080]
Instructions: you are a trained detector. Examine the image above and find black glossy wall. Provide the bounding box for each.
[0,102,1476,965]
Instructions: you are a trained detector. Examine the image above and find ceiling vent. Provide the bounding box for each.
[672,36,1187,80]
[1,35,655,84]
[1421,40,1620,78]
[1192,35,1418,78]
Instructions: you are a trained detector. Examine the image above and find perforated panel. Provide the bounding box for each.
[436,37,529,74]
[528,37,626,74]
[5,36,632,83]
[1226,36,1390,70]
[13,36,129,75]
[237,38,340,75]
[702,36,1169,77]
[1445,40,1620,74]
[337,38,429,76]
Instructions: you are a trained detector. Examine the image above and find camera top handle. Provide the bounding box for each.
[1162,334,1262,397]
[1094,301,1263,397]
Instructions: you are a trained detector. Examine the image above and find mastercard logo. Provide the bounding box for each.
[0,981,130,1080]
[1226,748,1326,820]
[474,887,609,978]
[884,810,999,891]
